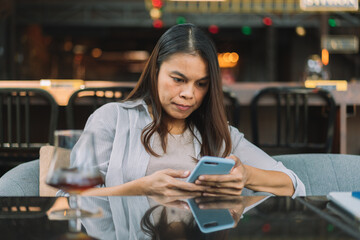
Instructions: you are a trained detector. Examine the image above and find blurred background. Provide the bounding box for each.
[1,0,359,83]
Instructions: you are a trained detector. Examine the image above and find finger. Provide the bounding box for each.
[195,180,243,189]
[196,174,242,183]
[172,179,210,192]
[161,169,190,178]
[203,187,243,196]
[201,192,231,197]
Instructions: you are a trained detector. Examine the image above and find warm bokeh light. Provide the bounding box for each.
[63,40,73,52]
[218,52,239,68]
[322,48,329,66]
[150,8,162,19]
[295,26,306,36]
[91,48,102,58]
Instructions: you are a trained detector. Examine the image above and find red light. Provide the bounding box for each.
[152,0,163,8]
[263,17,273,26]
[208,25,219,34]
[262,223,271,233]
[153,19,163,29]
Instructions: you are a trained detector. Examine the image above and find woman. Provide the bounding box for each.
[73,23,305,197]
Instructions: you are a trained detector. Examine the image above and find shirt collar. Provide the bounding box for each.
[121,98,147,109]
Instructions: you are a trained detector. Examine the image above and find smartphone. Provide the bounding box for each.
[187,198,235,233]
[186,156,235,183]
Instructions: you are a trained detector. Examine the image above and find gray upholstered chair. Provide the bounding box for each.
[273,154,360,196]
[0,159,39,196]
[0,154,360,196]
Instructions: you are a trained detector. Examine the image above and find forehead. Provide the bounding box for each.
[160,52,208,75]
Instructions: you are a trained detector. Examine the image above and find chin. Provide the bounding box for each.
[169,112,191,120]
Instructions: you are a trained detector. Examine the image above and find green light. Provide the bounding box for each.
[328,18,336,27]
[176,16,186,25]
[327,224,334,232]
[242,26,252,35]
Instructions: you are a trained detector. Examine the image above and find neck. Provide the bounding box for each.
[147,104,186,134]
[168,119,186,134]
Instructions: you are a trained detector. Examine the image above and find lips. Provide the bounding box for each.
[174,103,192,111]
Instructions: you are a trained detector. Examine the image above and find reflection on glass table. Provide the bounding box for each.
[1,196,360,240]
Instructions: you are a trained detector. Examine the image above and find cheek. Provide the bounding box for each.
[195,88,208,104]
[158,81,174,103]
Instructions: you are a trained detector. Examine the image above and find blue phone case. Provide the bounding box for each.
[187,198,235,233]
[186,156,235,183]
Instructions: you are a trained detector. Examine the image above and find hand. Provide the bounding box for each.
[142,169,209,197]
[194,155,249,196]
[149,195,192,210]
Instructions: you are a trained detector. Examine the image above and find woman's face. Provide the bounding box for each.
[157,52,209,125]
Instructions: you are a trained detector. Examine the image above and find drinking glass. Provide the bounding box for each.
[46,130,104,219]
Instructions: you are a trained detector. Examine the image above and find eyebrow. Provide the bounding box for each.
[170,70,209,81]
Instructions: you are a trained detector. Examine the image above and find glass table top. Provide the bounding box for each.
[0,195,359,240]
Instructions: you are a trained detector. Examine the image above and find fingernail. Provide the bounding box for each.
[199,204,204,209]
[199,176,204,180]
[183,171,190,176]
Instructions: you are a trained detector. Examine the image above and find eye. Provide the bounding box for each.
[172,77,184,83]
[197,81,209,88]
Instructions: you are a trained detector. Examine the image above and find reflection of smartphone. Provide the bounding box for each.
[187,198,235,233]
[186,156,235,183]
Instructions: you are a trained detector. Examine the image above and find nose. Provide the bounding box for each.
[179,83,194,99]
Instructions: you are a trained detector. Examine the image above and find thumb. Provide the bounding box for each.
[162,169,190,178]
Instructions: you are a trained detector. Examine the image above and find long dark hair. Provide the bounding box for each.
[127,23,231,158]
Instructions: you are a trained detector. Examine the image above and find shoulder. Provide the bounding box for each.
[229,125,245,143]
[91,99,146,117]
[85,99,148,128]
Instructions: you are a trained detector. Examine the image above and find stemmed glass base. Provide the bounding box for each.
[47,195,102,220]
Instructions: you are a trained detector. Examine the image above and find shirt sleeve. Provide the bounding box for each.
[230,126,306,197]
[70,103,120,183]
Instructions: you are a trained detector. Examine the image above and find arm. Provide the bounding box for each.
[82,169,208,197]
[243,160,295,196]
[195,127,305,197]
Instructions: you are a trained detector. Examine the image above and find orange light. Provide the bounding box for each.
[218,52,239,68]
[322,48,329,66]
[91,48,102,58]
